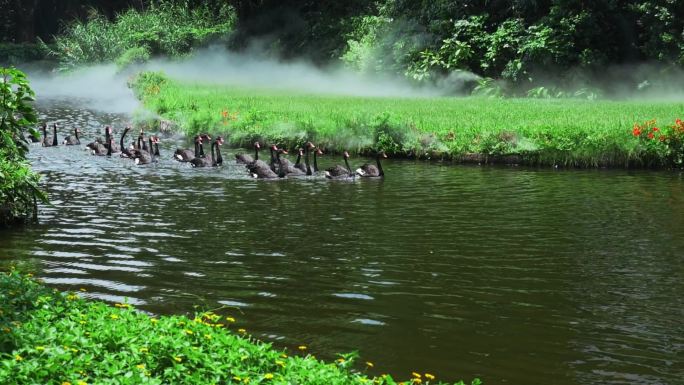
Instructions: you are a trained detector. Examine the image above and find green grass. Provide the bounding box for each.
[133,72,684,168]
[0,270,478,385]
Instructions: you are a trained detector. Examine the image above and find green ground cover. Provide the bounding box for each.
[133,72,684,168]
[0,270,477,385]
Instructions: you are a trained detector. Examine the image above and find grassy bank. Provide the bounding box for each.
[133,72,684,168]
[0,270,478,385]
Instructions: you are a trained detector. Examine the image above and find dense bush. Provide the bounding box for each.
[340,0,684,95]
[0,270,479,385]
[44,1,236,70]
[0,67,45,225]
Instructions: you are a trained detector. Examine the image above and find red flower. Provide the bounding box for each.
[648,132,655,139]
[676,119,682,126]
[632,127,642,137]
[652,126,660,132]
[221,110,229,118]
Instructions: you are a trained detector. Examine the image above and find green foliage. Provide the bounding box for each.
[115,46,151,71]
[131,73,684,167]
[340,0,684,93]
[0,270,476,385]
[0,68,45,225]
[45,1,236,70]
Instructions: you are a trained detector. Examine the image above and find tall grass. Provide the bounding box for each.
[44,2,236,70]
[132,72,684,168]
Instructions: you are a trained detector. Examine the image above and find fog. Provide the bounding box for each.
[21,45,682,118]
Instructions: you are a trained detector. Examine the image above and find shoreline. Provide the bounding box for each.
[0,270,476,385]
[132,72,684,170]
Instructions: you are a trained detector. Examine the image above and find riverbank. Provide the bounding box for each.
[132,72,684,168]
[0,270,475,385]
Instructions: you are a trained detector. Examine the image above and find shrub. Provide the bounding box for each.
[44,2,236,70]
[0,67,46,225]
[0,270,479,385]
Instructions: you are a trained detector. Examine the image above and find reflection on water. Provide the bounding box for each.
[1,100,683,385]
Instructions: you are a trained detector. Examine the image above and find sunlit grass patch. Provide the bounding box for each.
[132,72,684,167]
[0,270,477,385]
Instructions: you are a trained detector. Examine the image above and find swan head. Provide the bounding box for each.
[316,148,324,155]
[298,148,304,156]
[343,151,350,159]
[254,141,261,149]
[216,136,225,146]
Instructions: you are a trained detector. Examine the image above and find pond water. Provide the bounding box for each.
[1,100,683,385]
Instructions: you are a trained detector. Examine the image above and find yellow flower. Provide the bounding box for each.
[79,288,87,292]
[139,347,149,353]
[412,372,422,378]
[79,321,86,325]
[173,356,182,363]
[226,316,236,323]
[36,346,45,351]
[412,379,422,384]
[150,318,158,324]
[214,323,224,328]
[243,378,250,384]
[366,361,374,368]
[238,328,246,334]
[14,355,22,361]
[425,373,435,380]
[77,381,87,385]
[337,358,346,363]
[136,364,145,370]
[204,334,212,340]
[109,314,119,320]
[298,345,307,351]
[61,382,72,385]
[275,360,286,367]
[67,294,78,301]
[264,373,274,380]
[184,329,194,335]
[280,353,287,358]
[233,376,242,381]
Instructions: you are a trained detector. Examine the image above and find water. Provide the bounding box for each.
[1,100,683,385]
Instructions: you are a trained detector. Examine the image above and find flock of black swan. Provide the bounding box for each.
[34,123,387,179]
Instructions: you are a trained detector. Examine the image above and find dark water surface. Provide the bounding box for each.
[2,101,683,385]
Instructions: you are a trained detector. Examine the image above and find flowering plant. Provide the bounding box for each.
[631,118,684,167]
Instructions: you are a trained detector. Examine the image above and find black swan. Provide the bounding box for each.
[235,142,260,164]
[198,133,211,157]
[40,123,51,147]
[356,151,387,178]
[190,137,220,168]
[213,136,224,166]
[62,127,81,145]
[132,137,155,165]
[120,126,134,158]
[294,148,306,172]
[174,135,200,162]
[104,126,120,153]
[247,145,279,179]
[325,151,354,179]
[312,146,323,173]
[153,136,161,157]
[275,148,290,178]
[280,147,305,176]
[42,123,58,147]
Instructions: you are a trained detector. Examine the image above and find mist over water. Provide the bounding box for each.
[23,45,453,117]
[27,65,140,113]
[142,46,441,97]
